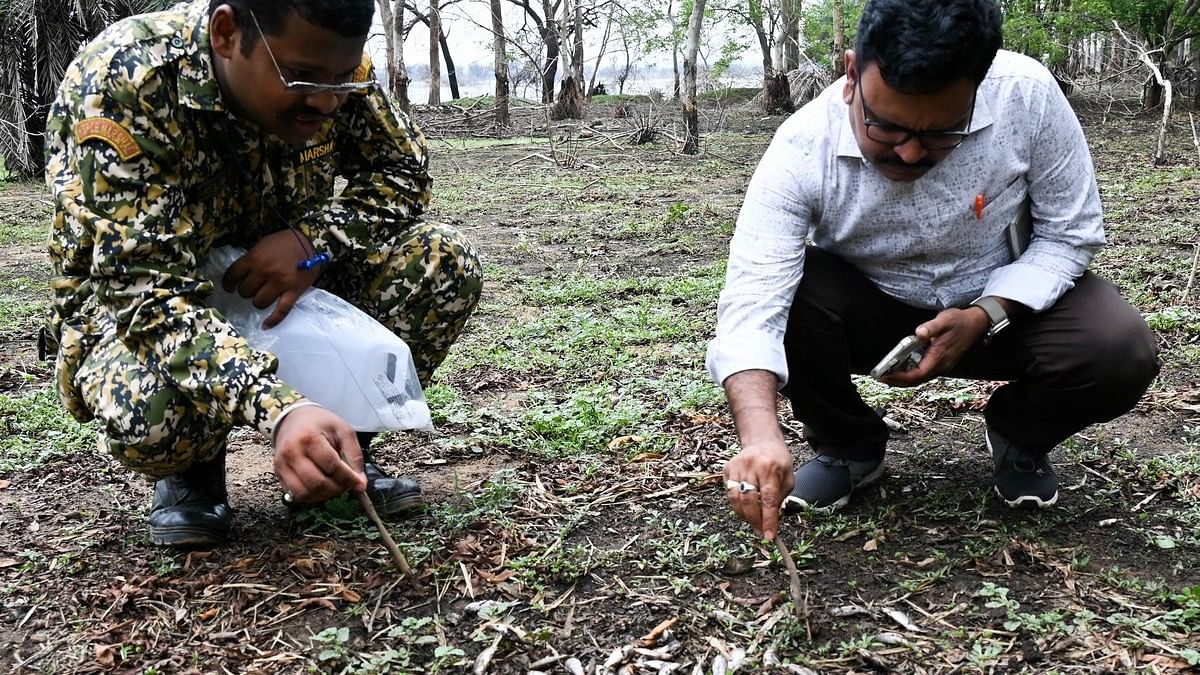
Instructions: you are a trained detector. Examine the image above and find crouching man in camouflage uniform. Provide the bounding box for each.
[45,0,482,547]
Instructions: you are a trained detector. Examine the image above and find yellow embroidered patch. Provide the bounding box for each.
[297,140,335,164]
[74,118,141,161]
[353,53,372,83]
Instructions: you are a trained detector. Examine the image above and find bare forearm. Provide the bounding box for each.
[724,369,785,447]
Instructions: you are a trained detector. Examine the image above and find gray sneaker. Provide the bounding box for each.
[782,454,886,513]
[987,427,1058,509]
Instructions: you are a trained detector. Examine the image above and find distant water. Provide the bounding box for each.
[397,72,759,104]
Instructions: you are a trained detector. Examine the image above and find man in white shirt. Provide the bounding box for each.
[709,0,1158,541]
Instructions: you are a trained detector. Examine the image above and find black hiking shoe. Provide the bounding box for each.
[987,427,1058,509]
[149,448,232,547]
[283,433,424,516]
[782,453,885,514]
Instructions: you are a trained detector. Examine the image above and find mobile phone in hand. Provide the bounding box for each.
[870,335,926,381]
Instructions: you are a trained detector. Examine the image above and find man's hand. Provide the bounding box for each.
[272,405,367,503]
[882,307,989,387]
[222,229,322,328]
[722,369,794,541]
[724,440,795,541]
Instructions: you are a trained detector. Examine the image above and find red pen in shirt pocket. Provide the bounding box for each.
[975,193,985,220]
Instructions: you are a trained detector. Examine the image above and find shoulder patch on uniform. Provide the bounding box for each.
[353,53,372,83]
[74,117,142,161]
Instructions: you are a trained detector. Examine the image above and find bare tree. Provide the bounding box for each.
[427,0,441,104]
[491,0,510,126]
[404,0,463,100]
[505,0,563,103]
[682,0,707,154]
[743,0,793,114]
[552,0,584,119]
[376,0,411,111]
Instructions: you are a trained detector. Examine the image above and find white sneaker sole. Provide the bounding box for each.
[995,486,1058,509]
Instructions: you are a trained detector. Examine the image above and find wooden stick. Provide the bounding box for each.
[355,490,425,593]
[774,535,808,634]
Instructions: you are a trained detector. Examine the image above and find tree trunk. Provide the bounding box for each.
[1144,50,1164,109]
[392,0,411,111]
[762,68,795,114]
[668,0,680,99]
[832,0,845,78]
[428,0,441,104]
[682,0,707,154]
[540,0,559,103]
[572,0,585,85]
[783,0,801,71]
[588,5,614,96]
[553,0,583,118]
[437,28,461,100]
[490,0,510,127]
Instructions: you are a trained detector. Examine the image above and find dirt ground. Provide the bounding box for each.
[1,98,1199,674]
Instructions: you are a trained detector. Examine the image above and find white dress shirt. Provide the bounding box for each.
[707,50,1105,389]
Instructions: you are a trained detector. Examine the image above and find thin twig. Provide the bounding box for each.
[1183,243,1200,302]
[774,535,808,636]
[355,491,425,593]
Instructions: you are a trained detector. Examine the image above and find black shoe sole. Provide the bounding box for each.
[150,525,229,547]
[372,492,425,517]
[283,492,425,517]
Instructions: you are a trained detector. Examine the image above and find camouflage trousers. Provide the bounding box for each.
[74,221,482,477]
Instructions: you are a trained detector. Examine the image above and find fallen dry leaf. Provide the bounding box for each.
[863,538,879,552]
[0,480,11,489]
[608,434,645,450]
[0,559,19,568]
[197,607,219,621]
[627,452,662,463]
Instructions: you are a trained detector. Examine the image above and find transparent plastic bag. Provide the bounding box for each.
[200,246,433,432]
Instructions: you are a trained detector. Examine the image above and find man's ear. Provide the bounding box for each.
[843,50,857,105]
[209,5,239,60]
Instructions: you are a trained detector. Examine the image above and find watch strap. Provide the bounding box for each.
[970,296,1010,344]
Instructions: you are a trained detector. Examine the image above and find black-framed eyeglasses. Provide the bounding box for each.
[248,9,374,95]
[856,78,974,151]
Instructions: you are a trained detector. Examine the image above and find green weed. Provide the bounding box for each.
[0,388,94,472]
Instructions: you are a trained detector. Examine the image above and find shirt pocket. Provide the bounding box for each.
[978,178,1029,261]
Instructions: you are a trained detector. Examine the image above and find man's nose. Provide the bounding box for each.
[304,90,342,115]
[893,136,928,164]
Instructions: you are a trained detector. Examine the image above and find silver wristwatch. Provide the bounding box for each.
[970,296,1010,345]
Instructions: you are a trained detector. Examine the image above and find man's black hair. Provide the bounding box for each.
[855,0,1002,95]
[208,0,375,55]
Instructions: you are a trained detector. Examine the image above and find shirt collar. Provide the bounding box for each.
[177,0,226,112]
[836,85,995,159]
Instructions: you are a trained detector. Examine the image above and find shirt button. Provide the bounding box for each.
[171,37,184,48]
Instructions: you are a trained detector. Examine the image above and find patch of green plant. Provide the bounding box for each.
[590,93,653,105]
[0,388,94,472]
[429,468,522,534]
[522,385,653,457]
[639,516,761,575]
[1144,306,1200,333]
[699,87,761,102]
[0,221,45,247]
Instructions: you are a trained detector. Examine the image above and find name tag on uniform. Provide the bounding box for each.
[296,141,335,165]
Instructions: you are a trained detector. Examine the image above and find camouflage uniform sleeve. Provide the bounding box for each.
[295,66,432,260]
[52,66,304,438]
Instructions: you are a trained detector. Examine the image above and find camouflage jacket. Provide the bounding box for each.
[45,0,431,438]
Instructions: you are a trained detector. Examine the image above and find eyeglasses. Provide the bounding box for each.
[856,78,974,151]
[247,9,374,95]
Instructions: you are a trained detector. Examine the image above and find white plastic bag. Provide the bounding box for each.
[200,246,433,432]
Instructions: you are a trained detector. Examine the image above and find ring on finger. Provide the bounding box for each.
[724,479,758,493]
